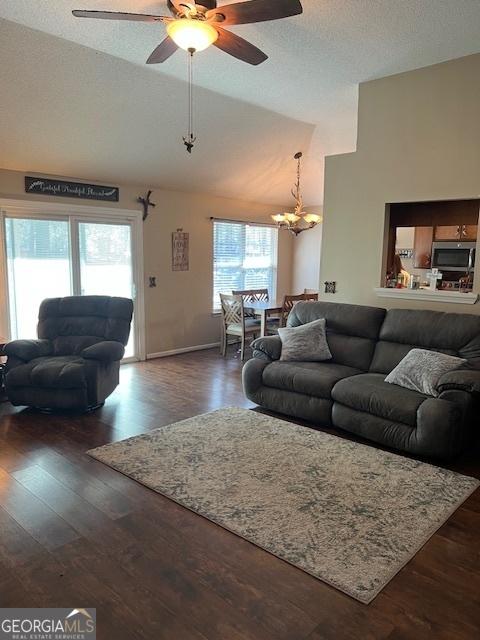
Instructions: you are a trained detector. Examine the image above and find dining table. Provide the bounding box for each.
[243,300,284,337]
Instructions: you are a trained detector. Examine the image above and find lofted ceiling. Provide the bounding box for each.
[1,1,480,205]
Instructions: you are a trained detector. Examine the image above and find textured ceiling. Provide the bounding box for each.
[1,1,480,204]
[0,19,314,206]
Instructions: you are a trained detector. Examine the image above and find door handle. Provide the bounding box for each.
[468,249,474,272]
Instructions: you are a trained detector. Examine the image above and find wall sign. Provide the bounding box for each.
[324,281,337,294]
[25,176,119,202]
[172,230,189,272]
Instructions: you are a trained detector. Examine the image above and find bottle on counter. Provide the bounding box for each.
[408,274,420,290]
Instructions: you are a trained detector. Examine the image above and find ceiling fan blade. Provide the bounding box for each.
[167,0,182,15]
[72,10,166,22]
[146,37,178,64]
[213,27,267,65]
[206,0,302,26]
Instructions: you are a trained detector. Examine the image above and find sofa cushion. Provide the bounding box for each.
[332,373,428,427]
[385,348,467,397]
[262,361,362,399]
[6,356,89,389]
[370,309,480,373]
[287,301,386,370]
[278,319,332,362]
[38,295,134,347]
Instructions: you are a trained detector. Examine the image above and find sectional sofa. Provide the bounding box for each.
[242,301,480,458]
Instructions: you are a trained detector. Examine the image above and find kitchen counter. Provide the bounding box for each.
[374,287,478,304]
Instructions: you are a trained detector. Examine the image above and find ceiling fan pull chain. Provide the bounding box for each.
[183,48,196,153]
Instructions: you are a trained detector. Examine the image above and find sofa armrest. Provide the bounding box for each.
[4,339,52,362]
[251,336,282,362]
[82,341,125,362]
[436,369,480,395]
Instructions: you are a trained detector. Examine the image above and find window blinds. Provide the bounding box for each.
[212,220,278,311]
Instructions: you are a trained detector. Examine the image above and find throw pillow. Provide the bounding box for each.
[385,348,467,397]
[278,318,332,362]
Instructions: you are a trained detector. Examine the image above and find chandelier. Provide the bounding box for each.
[272,152,322,235]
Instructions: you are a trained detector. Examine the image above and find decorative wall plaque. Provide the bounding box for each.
[324,281,337,294]
[25,176,119,202]
[172,229,189,272]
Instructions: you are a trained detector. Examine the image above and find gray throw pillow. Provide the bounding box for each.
[385,348,467,397]
[278,318,332,362]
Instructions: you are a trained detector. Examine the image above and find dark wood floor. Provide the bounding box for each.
[0,349,479,640]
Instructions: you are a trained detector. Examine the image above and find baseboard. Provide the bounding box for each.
[147,342,220,360]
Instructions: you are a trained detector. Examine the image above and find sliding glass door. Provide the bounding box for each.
[3,213,141,360]
[77,221,135,358]
[6,217,72,339]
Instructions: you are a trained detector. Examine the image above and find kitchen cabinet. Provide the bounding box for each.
[413,227,433,268]
[434,225,478,241]
[463,225,478,240]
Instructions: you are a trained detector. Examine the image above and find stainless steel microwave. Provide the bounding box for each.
[431,241,476,272]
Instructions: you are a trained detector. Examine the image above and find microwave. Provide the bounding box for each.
[431,241,476,272]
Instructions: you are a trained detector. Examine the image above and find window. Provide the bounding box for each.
[213,220,278,311]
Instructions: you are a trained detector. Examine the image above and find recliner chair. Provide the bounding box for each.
[4,295,133,411]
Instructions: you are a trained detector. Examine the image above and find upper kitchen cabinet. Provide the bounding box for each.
[434,224,478,241]
[413,227,434,268]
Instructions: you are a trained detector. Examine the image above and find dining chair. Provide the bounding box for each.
[232,288,269,302]
[232,288,269,319]
[233,288,283,334]
[280,292,319,327]
[219,293,259,361]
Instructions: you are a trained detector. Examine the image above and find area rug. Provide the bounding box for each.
[87,407,479,603]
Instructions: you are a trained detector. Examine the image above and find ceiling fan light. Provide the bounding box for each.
[167,19,218,52]
[272,213,287,223]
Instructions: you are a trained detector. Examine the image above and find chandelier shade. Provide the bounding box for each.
[303,213,322,225]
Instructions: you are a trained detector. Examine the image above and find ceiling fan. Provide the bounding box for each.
[72,0,303,65]
[73,1,303,152]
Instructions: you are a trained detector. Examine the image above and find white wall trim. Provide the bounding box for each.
[0,197,142,221]
[374,287,478,305]
[147,342,220,359]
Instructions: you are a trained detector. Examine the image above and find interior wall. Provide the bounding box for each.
[292,206,323,293]
[320,53,480,314]
[0,168,293,355]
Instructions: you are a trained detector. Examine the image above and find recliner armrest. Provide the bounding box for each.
[436,369,480,395]
[81,341,125,362]
[251,336,282,362]
[4,339,52,362]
